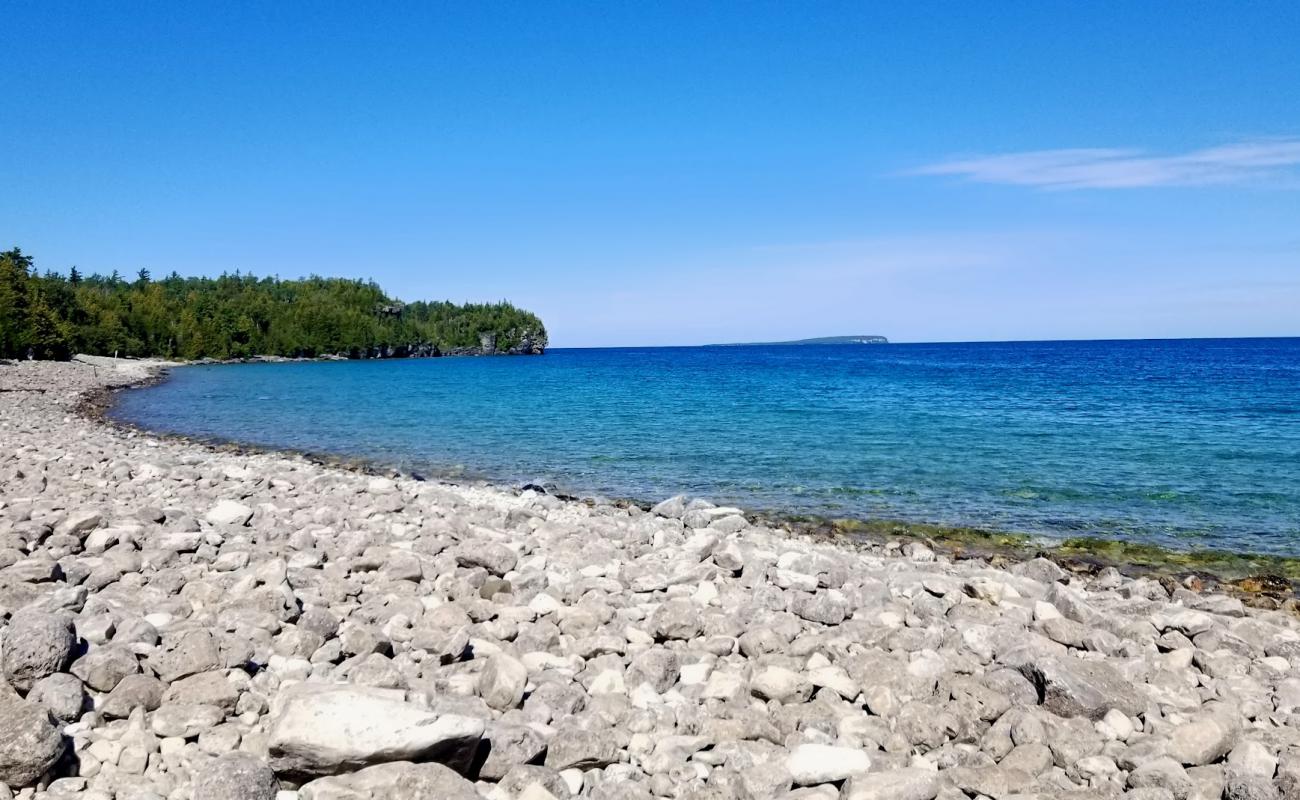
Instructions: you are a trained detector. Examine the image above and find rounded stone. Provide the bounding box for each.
[1,609,75,692]
[0,695,65,787]
[193,751,278,800]
[26,672,87,722]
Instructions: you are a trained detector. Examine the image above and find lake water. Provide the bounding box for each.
[111,338,1300,555]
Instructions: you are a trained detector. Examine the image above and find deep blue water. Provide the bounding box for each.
[112,339,1300,555]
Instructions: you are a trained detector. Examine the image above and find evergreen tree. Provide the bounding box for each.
[0,248,547,361]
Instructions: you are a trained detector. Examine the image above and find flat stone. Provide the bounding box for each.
[544,728,623,771]
[1019,655,1145,720]
[842,768,940,800]
[297,761,480,800]
[205,500,254,526]
[268,686,485,776]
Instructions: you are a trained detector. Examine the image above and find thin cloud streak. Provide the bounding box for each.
[912,139,1300,189]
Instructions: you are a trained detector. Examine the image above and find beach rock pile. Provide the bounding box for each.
[1,359,1299,799]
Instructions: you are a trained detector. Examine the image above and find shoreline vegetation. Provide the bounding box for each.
[0,247,547,361]
[2,356,1300,798]
[91,357,1299,603]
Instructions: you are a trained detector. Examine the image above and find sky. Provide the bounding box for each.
[3,2,1299,347]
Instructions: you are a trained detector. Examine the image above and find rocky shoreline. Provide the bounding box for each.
[2,359,1299,799]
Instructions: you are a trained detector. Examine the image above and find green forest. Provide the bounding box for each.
[0,248,547,361]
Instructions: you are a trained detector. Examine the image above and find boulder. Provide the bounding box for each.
[650,599,703,641]
[478,654,528,711]
[268,686,485,776]
[26,672,86,721]
[1019,655,1145,720]
[651,495,687,518]
[193,751,279,800]
[70,643,140,692]
[149,629,222,683]
[0,694,64,787]
[1,609,75,691]
[627,647,680,693]
[544,728,622,771]
[478,723,548,781]
[1168,714,1238,767]
[101,673,166,718]
[454,543,517,576]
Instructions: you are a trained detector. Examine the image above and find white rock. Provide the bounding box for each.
[787,744,871,785]
[205,500,254,526]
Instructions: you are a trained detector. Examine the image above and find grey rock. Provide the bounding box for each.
[479,653,528,711]
[1225,775,1281,800]
[0,694,64,787]
[193,751,278,800]
[1168,713,1237,767]
[1128,757,1195,798]
[298,761,480,800]
[455,542,517,576]
[101,673,166,718]
[496,764,572,798]
[150,702,224,737]
[789,590,849,626]
[651,495,688,518]
[26,672,86,721]
[627,647,680,693]
[650,599,703,641]
[842,768,939,800]
[149,629,221,683]
[478,723,548,781]
[1018,655,1145,720]
[1,609,75,691]
[544,728,623,770]
[70,644,139,692]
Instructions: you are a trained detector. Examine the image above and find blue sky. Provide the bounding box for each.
[3,2,1298,346]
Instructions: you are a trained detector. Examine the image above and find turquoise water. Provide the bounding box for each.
[112,339,1300,555]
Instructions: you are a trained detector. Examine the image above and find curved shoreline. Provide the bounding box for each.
[5,355,1300,798]
[91,358,1300,602]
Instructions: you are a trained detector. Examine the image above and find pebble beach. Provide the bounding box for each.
[2,357,1299,800]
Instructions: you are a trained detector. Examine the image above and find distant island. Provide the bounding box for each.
[713,335,888,346]
[0,247,546,361]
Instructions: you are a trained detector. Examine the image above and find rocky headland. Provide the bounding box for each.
[0,358,1298,800]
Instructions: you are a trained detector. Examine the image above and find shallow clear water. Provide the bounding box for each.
[112,339,1300,555]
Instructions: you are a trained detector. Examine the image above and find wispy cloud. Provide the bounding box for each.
[911,138,1300,189]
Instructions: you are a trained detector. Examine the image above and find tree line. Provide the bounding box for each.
[0,248,547,361]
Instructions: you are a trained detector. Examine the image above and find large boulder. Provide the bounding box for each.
[0,694,65,787]
[193,752,279,800]
[268,686,484,777]
[1,609,75,692]
[1018,655,1145,720]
